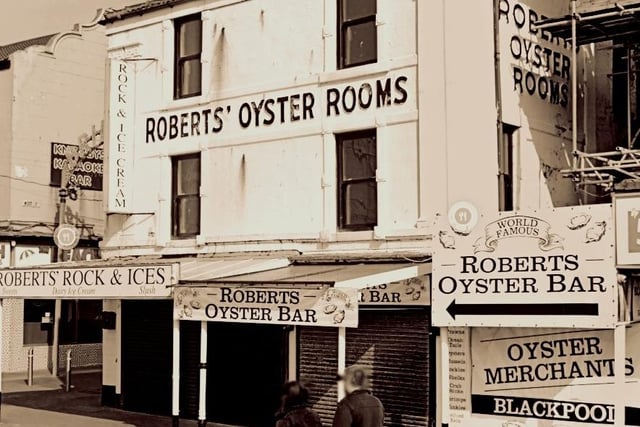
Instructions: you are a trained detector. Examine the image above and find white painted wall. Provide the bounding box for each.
[100,0,607,259]
[6,23,106,237]
[102,0,424,257]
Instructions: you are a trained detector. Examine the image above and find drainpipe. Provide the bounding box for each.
[571,0,578,170]
[493,0,505,210]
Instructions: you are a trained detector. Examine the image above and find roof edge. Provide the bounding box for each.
[100,0,197,24]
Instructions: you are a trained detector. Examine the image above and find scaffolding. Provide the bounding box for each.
[535,0,640,191]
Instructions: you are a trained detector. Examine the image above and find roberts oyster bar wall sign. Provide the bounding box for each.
[432,205,617,328]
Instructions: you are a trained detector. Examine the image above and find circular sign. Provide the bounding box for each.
[53,224,80,250]
[448,201,479,235]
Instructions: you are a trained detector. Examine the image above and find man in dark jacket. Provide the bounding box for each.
[332,365,384,427]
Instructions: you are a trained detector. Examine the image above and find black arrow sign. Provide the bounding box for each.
[446,300,599,320]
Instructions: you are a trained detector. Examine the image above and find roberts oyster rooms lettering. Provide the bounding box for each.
[432,207,617,328]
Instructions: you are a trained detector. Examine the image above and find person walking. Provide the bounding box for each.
[275,380,323,427]
[332,365,384,427]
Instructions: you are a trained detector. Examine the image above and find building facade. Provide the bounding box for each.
[100,1,436,425]
[432,1,640,427]
[94,0,640,426]
[0,16,107,374]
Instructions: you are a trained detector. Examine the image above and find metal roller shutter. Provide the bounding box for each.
[121,300,173,415]
[298,326,339,426]
[346,309,430,427]
[179,320,200,420]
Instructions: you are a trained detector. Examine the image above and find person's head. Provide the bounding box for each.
[278,381,311,413]
[338,365,372,395]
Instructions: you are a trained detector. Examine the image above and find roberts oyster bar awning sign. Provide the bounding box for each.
[0,263,176,298]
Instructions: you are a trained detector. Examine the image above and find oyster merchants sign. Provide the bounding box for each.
[175,286,358,327]
[0,263,175,298]
[432,205,617,328]
[468,326,640,427]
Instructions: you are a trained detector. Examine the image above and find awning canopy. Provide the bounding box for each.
[179,257,290,282]
[182,262,431,289]
[535,2,640,46]
[174,262,431,327]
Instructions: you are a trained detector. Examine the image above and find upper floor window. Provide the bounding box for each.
[337,129,377,230]
[499,124,516,212]
[338,0,377,69]
[172,153,201,238]
[174,14,202,99]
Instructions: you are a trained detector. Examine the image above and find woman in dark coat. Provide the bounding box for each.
[275,381,323,427]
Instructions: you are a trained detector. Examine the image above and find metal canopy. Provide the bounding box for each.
[535,2,640,46]
[181,262,431,290]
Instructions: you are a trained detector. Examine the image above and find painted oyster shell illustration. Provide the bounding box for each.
[190,299,202,309]
[567,213,591,230]
[333,310,345,324]
[439,230,456,249]
[324,288,349,302]
[585,221,606,243]
[323,304,337,314]
[183,305,193,318]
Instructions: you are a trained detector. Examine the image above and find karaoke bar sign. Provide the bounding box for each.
[174,286,358,327]
[0,264,175,298]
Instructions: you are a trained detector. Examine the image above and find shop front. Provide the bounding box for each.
[0,259,178,409]
[172,262,433,427]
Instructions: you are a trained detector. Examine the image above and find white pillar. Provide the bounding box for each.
[287,326,297,381]
[614,323,626,427]
[52,300,62,375]
[198,321,208,426]
[440,327,450,426]
[337,326,346,402]
[172,318,180,427]
[0,299,3,421]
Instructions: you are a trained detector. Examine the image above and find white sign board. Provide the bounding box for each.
[467,326,640,427]
[614,192,640,267]
[358,276,430,306]
[433,205,617,328]
[106,59,134,213]
[175,286,358,327]
[0,264,175,298]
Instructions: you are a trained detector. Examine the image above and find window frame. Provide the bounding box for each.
[171,153,201,239]
[336,129,378,231]
[337,0,378,69]
[499,124,516,212]
[174,13,203,100]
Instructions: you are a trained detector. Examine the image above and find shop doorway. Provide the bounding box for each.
[207,323,287,426]
[121,300,173,415]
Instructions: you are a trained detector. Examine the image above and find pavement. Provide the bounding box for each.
[0,369,200,427]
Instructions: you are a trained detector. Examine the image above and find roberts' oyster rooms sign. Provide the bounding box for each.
[432,205,617,328]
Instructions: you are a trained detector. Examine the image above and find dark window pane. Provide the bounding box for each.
[24,300,55,345]
[177,157,200,195]
[180,59,202,98]
[179,19,202,57]
[344,181,377,226]
[345,21,377,67]
[174,14,202,99]
[343,0,376,21]
[341,136,376,180]
[177,196,200,236]
[172,154,201,238]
